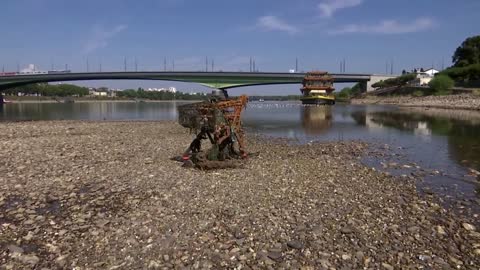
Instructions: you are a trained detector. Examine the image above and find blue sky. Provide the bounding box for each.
[1,0,479,94]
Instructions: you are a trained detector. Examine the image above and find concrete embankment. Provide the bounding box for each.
[0,121,479,269]
[352,94,480,110]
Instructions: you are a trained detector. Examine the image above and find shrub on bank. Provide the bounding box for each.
[371,73,417,88]
[412,90,424,97]
[429,75,454,95]
[336,87,351,99]
[335,84,362,99]
[441,63,480,84]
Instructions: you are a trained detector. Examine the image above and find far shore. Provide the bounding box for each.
[3,98,202,104]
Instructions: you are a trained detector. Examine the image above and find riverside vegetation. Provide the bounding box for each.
[0,121,479,269]
[3,84,208,101]
[346,35,480,102]
[3,83,89,97]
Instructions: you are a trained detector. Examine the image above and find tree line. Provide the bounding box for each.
[116,88,208,100]
[3,84,208,100]
[371,73,454,95]
[4,83,89,97]
[438,35,480,86]
[335,83,362,99]
[371,74,417,89]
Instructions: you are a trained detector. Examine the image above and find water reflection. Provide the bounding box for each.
[0,101,190,121]
[355,108,480,172]
[243,103,480,202]
[301,106,332,135]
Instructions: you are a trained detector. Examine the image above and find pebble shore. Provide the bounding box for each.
[0,121,479,269]
[352,94,480,110]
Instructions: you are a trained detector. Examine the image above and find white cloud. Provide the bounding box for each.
[330,17,436,34]
[256,16,299,34]
[318,0,363,18]
[83,24,127,54]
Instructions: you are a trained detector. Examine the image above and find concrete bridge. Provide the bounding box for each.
[0,71,397,105]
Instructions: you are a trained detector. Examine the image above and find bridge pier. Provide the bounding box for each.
[359,81,368,93]
[211,89,230,99]
[0,94,4,109]
[222,89,229,99]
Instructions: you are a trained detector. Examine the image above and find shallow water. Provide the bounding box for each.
[2,101,479,205]
[245,102,480,206]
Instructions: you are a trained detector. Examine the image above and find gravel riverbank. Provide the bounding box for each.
[352,94,480,110]
[1,121,479,269]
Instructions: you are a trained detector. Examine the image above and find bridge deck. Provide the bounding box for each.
[0,71,374,90]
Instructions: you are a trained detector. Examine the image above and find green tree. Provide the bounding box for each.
[116,89,207,101]
[429,74,454,95]
[441,63,480,83]
[452,35,480,67]
[4,83,88,97]
[336,87,352,99]
[350,83,362,96]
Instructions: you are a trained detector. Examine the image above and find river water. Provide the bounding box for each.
[1,101,479,208]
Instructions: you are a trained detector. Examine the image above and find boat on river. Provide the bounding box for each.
[300,71,335,105]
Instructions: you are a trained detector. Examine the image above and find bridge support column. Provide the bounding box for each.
[211,89,230,99]
[0,94,4,109]
[365,77,384,92]
[359,81,368,93]
[222,89,229,99]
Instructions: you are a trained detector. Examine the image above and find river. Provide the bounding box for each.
[1,101,479,208]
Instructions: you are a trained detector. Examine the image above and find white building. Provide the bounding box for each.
[21,64,37,73]
[92,91,107,97]
[19,64,47,75]
[88,87,111,97]
[146,87,177,93]
[408,68,440,86]
[411,73,434,86]
[411,68,439,76]
[423,68,439,77]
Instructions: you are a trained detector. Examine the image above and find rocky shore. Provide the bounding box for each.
[352,93,480,110]
[1,121,479,269]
